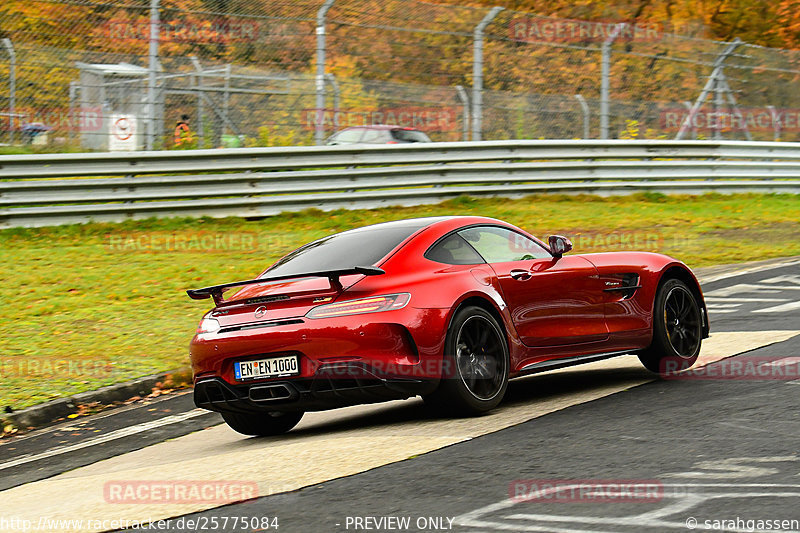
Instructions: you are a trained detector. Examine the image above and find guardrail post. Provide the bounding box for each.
[600,23,625,140]
[146,0,160,151]
[574,94,590,139]
[472,7,503,142]
[2,38,16,145]
[315,0,336,146]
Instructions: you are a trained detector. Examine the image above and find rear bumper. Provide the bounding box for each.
[194,362,437,413]
[190,306,450,384]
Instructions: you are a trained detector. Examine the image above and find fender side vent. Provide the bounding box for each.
[603,273,641,299]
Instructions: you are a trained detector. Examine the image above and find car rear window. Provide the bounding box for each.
[263,222,431,277]
[391,129,431,142]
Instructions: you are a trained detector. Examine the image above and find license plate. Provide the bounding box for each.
[234,355,300,381]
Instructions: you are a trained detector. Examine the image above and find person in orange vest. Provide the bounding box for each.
[174,114,191,147]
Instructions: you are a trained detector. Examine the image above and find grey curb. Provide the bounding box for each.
[3,368,190,430]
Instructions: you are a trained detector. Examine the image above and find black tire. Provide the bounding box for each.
[221,410,304,437]
[639,278,703,375]
[425,306,509,415]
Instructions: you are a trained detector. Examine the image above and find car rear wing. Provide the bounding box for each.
[186,266,385,306]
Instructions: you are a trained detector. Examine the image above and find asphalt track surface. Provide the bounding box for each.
[0,259,798,533]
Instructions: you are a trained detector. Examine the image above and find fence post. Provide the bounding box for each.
[146,0,160,151]
[767,105,781,142]
[2,38,16,145]
[682,101,696,140]
[223,64,231,139]
[315,0,336,145]
[676,38,742,140]
[472,6,503,142]
[600,23,625,140]
[574,94,589,139]
[324,74,340,129]
[189,56,205,148]
[69,81,77,145]
[455,85,470,141]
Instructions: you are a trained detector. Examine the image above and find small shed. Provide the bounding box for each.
[74,62,161,150]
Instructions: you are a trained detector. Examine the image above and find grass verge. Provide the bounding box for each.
[1,192,799,411]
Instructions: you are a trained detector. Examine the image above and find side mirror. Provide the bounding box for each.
[548,235,573,258]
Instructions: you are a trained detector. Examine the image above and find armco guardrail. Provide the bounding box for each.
[2,139,800,228]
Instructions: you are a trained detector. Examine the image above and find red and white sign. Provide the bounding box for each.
[109,114,138,151]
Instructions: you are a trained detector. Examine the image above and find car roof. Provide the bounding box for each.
[340,125,419,131]
[337,215,510,238]
[334,216,455,236]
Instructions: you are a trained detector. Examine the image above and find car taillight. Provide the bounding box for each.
[196,317,220,334]
[305,293,411,319]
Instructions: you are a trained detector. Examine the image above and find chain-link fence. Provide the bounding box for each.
[3,0,800,151]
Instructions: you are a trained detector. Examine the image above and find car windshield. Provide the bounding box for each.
[263,221,431,278]
[391,129,430,142]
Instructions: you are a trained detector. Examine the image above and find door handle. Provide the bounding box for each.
[510,269,532,281]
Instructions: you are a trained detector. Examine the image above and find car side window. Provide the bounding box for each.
[391,129,431,142]
[330,128,364,144]
[458,226,550,263]
[425,233,485,265]
[360,129,387,143]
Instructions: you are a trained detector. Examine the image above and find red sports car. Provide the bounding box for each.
[187,216,708,436]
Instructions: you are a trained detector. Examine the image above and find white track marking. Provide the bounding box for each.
[456,484,800,533]
[761,357,800,367]
[753,300,800,313]
[761,275,800,285]
[705,284,800,297]
[662,456,799,479]
[704,297,787,303]
[704,281,800,314]
[699,259,800,284]
[0,409,206,471]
